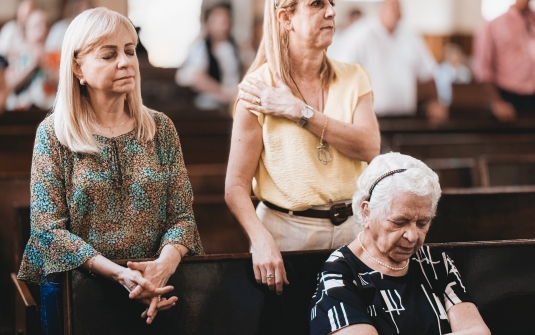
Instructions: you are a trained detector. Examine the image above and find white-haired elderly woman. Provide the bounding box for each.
[309,153,490,335]
[225,0,380,295]
[16,8,203,334]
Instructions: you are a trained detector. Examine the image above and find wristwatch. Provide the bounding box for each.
[297,105,314,127]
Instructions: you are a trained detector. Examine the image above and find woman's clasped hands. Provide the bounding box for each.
[115,244,185,324]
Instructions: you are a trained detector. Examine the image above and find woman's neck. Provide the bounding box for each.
[288,42,324,83]
[89,92,128,125]
[348,233,409,277]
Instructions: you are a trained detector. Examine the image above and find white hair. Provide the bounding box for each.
[54,7,155,154]
[352,152,441,227]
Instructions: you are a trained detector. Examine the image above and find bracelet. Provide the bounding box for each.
[319,115,328,145]
[88,255,98,276]
[169,243,186,259]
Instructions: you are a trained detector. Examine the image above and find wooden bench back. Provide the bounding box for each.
[65,240,535,335]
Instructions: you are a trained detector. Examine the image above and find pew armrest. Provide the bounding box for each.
[11,272,36,307]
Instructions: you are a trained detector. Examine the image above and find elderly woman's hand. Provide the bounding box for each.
[238,73,305,121]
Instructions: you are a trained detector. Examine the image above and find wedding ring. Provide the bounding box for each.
[158,295,161,302]
[266,273,275,280]
[256,97,261,105]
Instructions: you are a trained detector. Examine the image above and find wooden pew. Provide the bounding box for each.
[61,240,535,335]
[11,185,535,258]
[427,186,535,243]
[386,133,535,160]
[423,157,479,188]
[11,273,41,335]
[478,154,535,187]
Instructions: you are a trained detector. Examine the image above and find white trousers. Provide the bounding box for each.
[256,202,362,252]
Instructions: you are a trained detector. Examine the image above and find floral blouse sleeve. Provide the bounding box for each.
[18,119,98,284]
[157,115,204,256]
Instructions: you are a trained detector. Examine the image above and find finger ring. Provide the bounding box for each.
[158,295,161,302]
[266,273,275,280]
[256,97,261,105]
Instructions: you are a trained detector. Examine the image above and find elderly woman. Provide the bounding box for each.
[17,8,203,334]
[309,153,490,335]
[225,0,380,295]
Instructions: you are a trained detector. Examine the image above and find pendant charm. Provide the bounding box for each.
[317,141,333,165]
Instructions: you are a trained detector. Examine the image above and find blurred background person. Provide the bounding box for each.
[4,9,55,111]
[329,8,363,60]
[472,0,535,122]
[328,0,448,127]
[435,43,472,107]
[0,56,8,114]
[45,0,93,52]
[0,0,36,58]
[175,3,241,110]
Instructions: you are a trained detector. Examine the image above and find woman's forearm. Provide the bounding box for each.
[448,325,491,335]
[81,254,124,283]
[225,183,272,245]
[305,111,380,162]
[157,244,185,275]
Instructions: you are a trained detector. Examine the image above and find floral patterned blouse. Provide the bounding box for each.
[18,111,204,284]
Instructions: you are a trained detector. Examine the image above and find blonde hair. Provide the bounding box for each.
[54,7,155,154]
[247,0,336,96]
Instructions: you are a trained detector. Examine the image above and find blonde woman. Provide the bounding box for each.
[17,8,203,334]
[225,0,380,295]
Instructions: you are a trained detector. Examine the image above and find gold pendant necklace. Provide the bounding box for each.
[290,74,332,165]
[96,117,129,135]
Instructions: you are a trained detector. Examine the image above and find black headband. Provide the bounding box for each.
[368,169,407,201]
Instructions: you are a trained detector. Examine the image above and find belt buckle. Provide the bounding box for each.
[329,203,352,226]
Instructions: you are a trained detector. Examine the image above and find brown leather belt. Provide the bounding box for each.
[263,201,353,226]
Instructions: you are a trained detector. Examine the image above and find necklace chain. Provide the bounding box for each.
[358,232,409,272]
[289,73,332,165]
[96,116,130,135]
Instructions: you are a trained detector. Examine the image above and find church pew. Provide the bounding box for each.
[61,240,535,335]
[8,185,535,262]
[385,133,535,160]
[11,273,41,335]
[478,154,535,187]
[0,109,232,176]
[423,157,479,188]
[0,179,30,334]
[427,186,535,242]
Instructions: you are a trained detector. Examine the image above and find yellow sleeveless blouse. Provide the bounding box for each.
[238,59,372,211]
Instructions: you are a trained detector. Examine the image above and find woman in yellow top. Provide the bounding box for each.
[225,0,380,295]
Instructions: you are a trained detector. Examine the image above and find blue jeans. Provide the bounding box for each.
[40,276,64,335]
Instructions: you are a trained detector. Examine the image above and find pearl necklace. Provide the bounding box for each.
[358,232,409,271]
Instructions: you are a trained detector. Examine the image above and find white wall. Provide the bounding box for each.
[0,0,127,24]
[339,0,485,34]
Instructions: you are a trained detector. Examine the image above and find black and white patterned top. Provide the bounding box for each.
[309,245,472,335]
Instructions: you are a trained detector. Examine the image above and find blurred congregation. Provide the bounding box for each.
[0,0,535,334]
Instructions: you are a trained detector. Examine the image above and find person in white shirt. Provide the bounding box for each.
[434,43,472,107]
[45,0,92,53]
[328,0,448,125]
[175,3,241,110]
[0,0,36,58]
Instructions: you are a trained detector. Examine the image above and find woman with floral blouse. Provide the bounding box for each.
[17,8,203,334]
